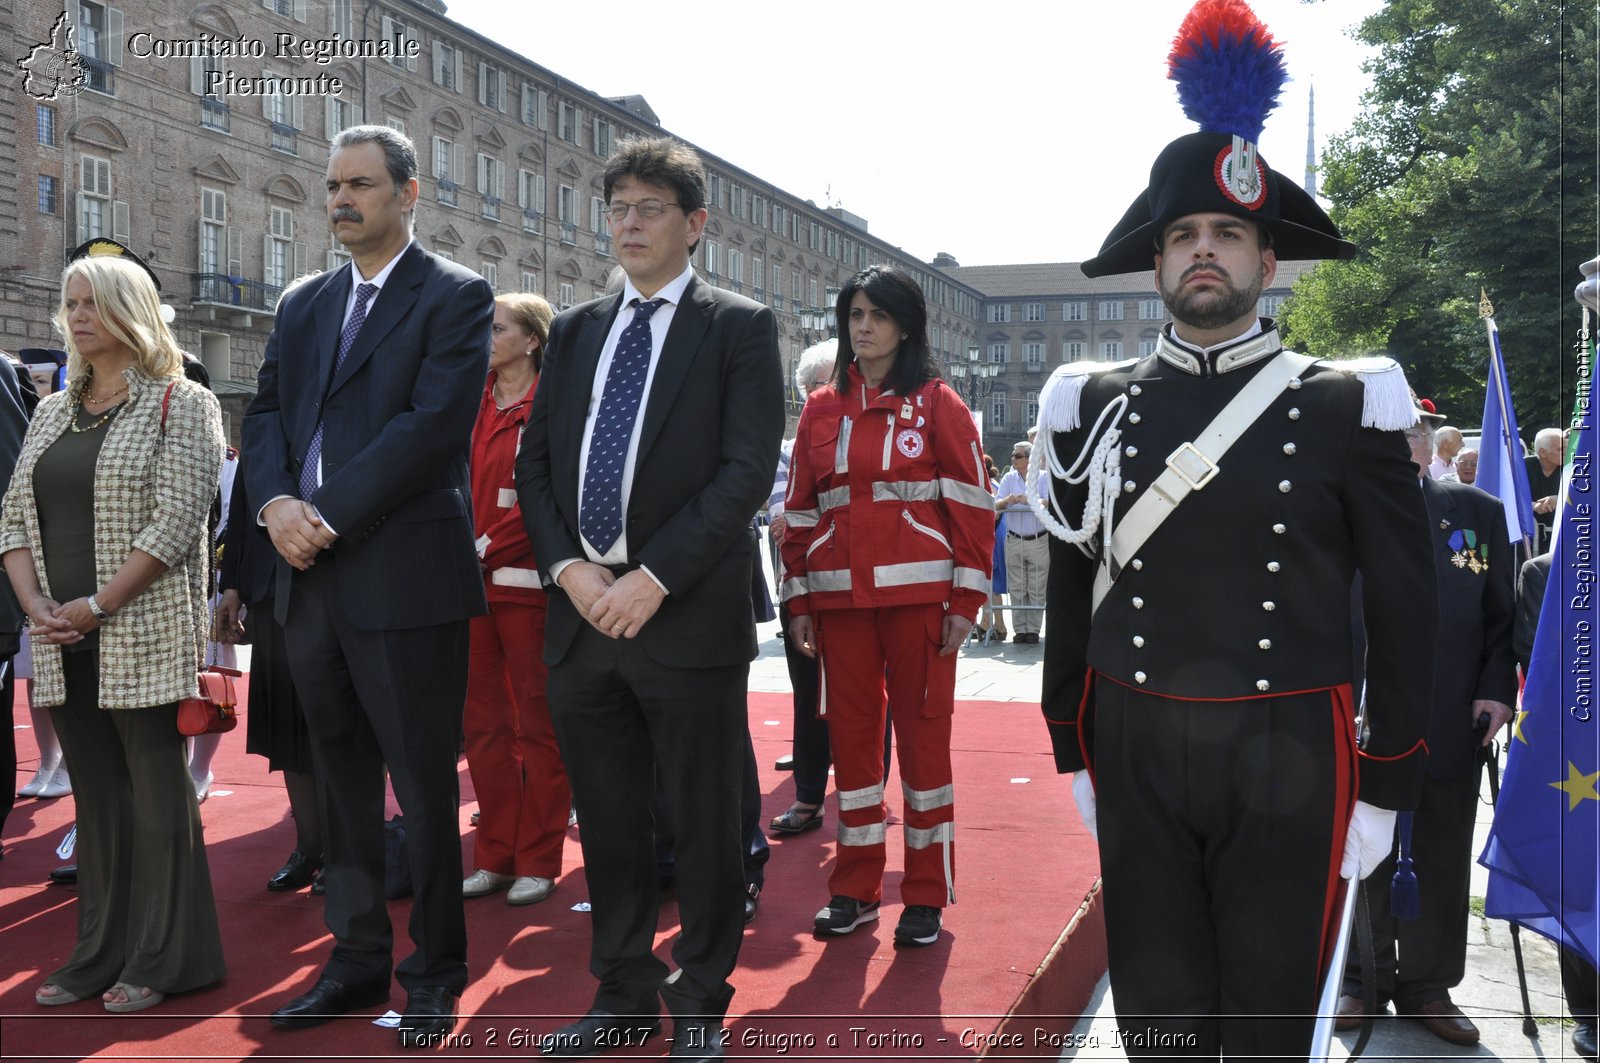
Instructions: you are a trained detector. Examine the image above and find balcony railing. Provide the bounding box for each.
[559,223,577,246]
[200,98,230,133]
[270,121,299,155]
[438,179,458,208]
[80,54,113,95]
[481,194,500,222]
[521,209,543,234]
[192,273,284,312]
[593,232,612,256]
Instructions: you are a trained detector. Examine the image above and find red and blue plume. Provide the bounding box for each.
[1167,0,1288,143]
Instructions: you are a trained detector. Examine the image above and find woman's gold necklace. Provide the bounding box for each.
[71,383,127,433]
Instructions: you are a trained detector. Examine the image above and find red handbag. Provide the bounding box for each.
[176,666,242,736]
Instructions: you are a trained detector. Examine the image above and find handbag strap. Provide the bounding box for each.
[1092,351,1315,610]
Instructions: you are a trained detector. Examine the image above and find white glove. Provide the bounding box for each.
[1578,255,1600,311]
[1071,770,1098,841]
[1340,800,1397,880]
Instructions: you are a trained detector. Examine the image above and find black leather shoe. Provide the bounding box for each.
[774,753,794,771]
[397,985,457,1047]
[1575,1021,1598,1061]
[270,976,390,1028]
[669,1020,727,1059]
[743,883,760,924]
[267,850,324,892]
[49,864,76,885]
[539,1009,660,1057]
[310,875,326,896]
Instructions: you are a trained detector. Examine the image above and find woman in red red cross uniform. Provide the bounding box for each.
[781,265,993,947]
[461,292,571,907]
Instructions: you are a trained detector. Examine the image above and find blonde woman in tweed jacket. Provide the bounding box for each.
[1,250,225,1014]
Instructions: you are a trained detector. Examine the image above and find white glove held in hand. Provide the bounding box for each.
[1072,770,1098,841]
[1340,800,1397,880]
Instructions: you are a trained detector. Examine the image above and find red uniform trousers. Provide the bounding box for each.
[463,599,571,878]
[816,602,957,909]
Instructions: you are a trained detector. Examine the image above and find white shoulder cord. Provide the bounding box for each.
[1025,394,1129,555]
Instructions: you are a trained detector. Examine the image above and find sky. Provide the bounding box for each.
[444,0,1388,266]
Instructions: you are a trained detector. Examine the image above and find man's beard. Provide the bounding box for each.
[1159,263,1265,331]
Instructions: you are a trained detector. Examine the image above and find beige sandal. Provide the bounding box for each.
[103,982,165,1013]
[36,983,84,1006]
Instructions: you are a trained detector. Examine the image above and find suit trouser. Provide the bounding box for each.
[1344,770,1480,1009]
[1003,533,1049,635]
[547,625,747,1020]
[48,649,225,997]
[815,603,956,909]
[284,557,470,994]
[1562,945,1600,1024]
[463,599,571,879]
[1093,680,1356,1061]
[655,724,770,890]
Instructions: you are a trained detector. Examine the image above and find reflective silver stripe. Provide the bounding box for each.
[881,413,894,470]
[497,487,518,508]
[804,524,836,558]
[780,577,809,602]
[902,782,954,812]
[952,566,989,592]
[938,477,993,510]
[475,533,491,555]
[904,822,955,849]
[875,560,952,587]
[873,480,940,504]
[838,822,887,847]
[810,569,852,592]
[834,417,852,474]
[818,485,851,512]
[786,507,820,529]
[837,782,885,811]
[490,566,542,589]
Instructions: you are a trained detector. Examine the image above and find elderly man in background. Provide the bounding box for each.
[1451,447,1478,485]
[1428,425,1464,480]
[994,441,1047,644]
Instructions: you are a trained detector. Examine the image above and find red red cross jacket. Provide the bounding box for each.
[471,372,543,605]
[781,365,994,620]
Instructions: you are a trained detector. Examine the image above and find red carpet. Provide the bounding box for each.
[1,683,1104,1060]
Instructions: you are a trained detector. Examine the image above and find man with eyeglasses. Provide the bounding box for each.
[516,136,782,1060]
[994,441,1048,642]
[1029,7,1436,1054]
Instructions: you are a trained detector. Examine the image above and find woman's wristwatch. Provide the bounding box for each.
[86,594,113,623]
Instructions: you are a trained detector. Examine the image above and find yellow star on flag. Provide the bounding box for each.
[1511,708,1530,745]
[1551,761,1600,812]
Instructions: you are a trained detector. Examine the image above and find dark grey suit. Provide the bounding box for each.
[517,275,782,1020]
[243,242,492,995]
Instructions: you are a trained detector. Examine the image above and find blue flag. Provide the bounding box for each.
[1480,399,1600,968]
[1476,319,1538,548]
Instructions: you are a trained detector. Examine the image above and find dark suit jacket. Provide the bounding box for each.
[242,242,492,629]
[1514,552,1551,672]
[516,275,783,668]
[1421,477,1517,780]
[217,458,277,607]
[0,364,29,655]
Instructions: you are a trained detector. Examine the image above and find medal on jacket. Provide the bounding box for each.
[900,401,914,422]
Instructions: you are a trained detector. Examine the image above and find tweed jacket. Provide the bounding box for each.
[0,368,224,708]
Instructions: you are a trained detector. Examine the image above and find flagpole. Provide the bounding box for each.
[1480,289,1534,562]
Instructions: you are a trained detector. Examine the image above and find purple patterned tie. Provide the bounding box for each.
[299,282,377,500]
[579,298,663,554]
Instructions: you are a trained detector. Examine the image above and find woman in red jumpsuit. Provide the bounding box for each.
[461,291,571,906]
[781,266,993,947]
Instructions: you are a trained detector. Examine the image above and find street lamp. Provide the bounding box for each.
[792,289,841,414]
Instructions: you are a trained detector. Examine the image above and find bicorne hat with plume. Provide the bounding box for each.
[1081,0,1357,278]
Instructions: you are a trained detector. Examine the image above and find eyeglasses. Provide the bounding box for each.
[1011,453,1027,460]
[604,200,681,222]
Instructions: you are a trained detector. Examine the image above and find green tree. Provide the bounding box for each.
[1280,0,1596,437]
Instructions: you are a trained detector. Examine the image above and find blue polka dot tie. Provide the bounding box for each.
[580,298,663,554]
[299,281,377,500]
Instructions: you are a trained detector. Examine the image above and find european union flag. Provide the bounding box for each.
[1480,396,1600,968]
[1475,317,1537,549]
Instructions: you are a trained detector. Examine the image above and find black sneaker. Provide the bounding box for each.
[813,895,880,935]
[894,905,942,946]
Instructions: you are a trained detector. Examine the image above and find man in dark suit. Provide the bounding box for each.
[243,125,492,1047]
[1338,411,1516,1045]
[516,137,782,1060]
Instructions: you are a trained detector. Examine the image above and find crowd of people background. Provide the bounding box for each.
[0,1,1594,1055]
